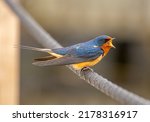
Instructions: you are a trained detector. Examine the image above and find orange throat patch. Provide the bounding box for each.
[101,45,111,56]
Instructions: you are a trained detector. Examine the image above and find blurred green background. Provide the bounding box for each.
[20,0,150,104]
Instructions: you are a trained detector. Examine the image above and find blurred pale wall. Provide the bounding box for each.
[0,0,19,104]
[21,0,150,40]
[20,0,150,104]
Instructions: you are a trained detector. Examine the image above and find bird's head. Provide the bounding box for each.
[95,35,115,56]
[95,35,115,48]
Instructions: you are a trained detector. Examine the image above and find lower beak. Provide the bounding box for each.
[110,38,115,48]
[110,43,115,48]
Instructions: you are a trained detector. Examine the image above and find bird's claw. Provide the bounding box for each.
[79,67,94,80]
[81,67,94,72]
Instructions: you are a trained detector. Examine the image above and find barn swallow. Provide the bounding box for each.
[22,35,115,70]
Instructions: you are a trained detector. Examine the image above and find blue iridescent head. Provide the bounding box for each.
[94,35,115,48]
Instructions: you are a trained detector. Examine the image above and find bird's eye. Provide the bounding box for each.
[104,38,110,43]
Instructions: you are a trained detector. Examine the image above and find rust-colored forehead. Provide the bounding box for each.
[105,36,113,42]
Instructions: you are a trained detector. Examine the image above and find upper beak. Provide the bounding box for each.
[112,38,115,40]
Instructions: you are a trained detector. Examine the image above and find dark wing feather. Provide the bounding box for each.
[32,55,99,66]
[34,55,56,61]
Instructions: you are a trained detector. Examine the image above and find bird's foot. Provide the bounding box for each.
[81,67,94,72]
[79,67,94,80]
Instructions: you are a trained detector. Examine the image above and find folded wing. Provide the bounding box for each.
[33,54,99,66]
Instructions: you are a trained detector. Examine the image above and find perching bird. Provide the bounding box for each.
[22,35,115,71]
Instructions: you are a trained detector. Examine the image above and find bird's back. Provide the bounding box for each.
[52,38,103,58]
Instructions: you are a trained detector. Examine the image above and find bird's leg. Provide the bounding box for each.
[79,67,94,80]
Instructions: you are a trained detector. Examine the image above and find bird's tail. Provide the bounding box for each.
[21,45,65,64]
[21,45,52,53]
[21,45,62,63]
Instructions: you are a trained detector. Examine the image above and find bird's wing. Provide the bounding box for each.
[52,43,104,58]
[32,54,99,66]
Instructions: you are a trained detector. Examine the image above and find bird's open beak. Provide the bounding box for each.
[110,38,116,48]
